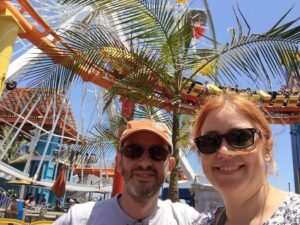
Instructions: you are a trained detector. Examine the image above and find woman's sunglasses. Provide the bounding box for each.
[194,128,261,154]
[121,144,171,161]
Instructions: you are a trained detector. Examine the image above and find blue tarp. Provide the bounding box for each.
[161,187,191,200]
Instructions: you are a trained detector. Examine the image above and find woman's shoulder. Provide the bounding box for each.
[281,192,300,210]
[285,192,300,209]
[268,192,300,224]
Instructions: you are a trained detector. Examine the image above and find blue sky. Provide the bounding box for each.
[187,0,300,192]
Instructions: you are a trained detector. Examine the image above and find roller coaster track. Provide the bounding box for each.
[1,0,300,124]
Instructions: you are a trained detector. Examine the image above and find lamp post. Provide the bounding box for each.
[290,124,300,193]
[190,175,200,208]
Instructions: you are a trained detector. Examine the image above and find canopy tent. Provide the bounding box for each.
[0,162,111,193]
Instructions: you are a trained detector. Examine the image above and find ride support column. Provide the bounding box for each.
[111,98,135,197]
[0,6,24,96]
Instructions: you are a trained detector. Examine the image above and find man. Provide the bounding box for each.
[54,119,200,225]
[5,194,24,220]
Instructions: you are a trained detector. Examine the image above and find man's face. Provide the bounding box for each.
[117,131,175,203]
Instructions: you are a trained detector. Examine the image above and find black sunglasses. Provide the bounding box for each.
[194,128,261,154]
[121,144,171,161]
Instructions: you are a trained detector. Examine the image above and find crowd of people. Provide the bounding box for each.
[4,192,45,220]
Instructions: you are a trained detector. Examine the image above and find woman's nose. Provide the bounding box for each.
[216,139,233,158]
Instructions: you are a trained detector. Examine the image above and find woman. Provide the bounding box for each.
[25,195,36,209]
[192,93,300,225]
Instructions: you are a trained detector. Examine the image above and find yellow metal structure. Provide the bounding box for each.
[0,218,27,225]
[0,218,54,225]
[30,221,53,225]
[176,0,189,3]
[0,9,24,96]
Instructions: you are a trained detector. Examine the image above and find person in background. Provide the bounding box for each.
[5,194,24,220]
[5,198,18,219]
[54,119,201,225]
[192,93,300,225]
[24,195,36,209]
[55,198,62,211]
[39,194,47,205]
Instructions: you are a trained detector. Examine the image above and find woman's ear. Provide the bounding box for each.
[264,134,273,161]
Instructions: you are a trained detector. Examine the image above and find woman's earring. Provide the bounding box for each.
[265,153,271,161]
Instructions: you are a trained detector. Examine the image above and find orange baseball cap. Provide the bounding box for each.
[120,119,173,153]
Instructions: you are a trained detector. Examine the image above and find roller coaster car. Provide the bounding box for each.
[287,95,299,107]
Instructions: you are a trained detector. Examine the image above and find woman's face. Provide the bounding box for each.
[198,104,269,198]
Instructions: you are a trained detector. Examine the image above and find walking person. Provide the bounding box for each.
[54,119,201,225]
[192,93,300,225]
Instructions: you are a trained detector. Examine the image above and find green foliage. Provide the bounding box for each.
[0,126,29,164]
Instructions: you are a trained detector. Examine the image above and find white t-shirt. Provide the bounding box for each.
[53,194,202,225]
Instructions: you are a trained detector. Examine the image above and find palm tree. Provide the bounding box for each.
[73,104,193,181]
[0,126,29,164]
[20,0,300,201]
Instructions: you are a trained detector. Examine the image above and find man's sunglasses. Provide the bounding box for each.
[121,144,171,161]
[194,128,261,154]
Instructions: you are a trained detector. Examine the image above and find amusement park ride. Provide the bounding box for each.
[0,0,300,199]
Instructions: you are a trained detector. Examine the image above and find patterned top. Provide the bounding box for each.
[195,192,300,225]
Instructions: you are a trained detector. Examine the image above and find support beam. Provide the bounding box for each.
[111,98,135,197]
[0,8,24,95]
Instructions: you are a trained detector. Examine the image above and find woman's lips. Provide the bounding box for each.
[215,165,245,175]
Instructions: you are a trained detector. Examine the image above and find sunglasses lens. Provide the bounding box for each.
[122,145,170,161]
[226,129,254,148]
[194,128,259,154]
[194,134,221,154]
[149,146,170,161]
[122,145,143,160]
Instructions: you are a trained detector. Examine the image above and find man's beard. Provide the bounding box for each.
[121,164,165,203]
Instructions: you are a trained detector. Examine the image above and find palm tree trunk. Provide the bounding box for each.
[111,98,135,196]
[167,96,180,202]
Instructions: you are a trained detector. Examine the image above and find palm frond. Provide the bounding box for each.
[87,114,127,154]
[201,8,300,88]
[134,105,172,127]
[56,0,110,7]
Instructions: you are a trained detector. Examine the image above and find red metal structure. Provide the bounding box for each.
[74,167,115,177]
[0,88,78,143]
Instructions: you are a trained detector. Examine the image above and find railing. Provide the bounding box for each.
[0,186,13,212]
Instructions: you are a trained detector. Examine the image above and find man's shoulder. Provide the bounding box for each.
[158,199,195,210]
[53,198,116,225]
[157,199,202,224]
[72,198,114,212]
[62,201,97,220]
